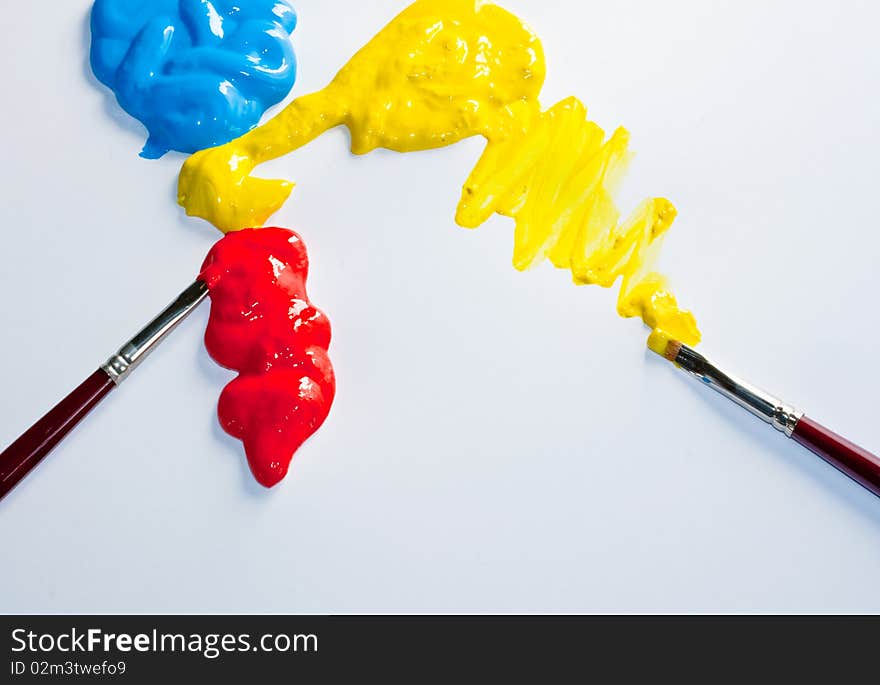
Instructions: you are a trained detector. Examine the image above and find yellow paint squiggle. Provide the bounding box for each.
[178,0,700,346]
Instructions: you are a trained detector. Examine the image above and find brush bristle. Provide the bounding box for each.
[664,340,682,362]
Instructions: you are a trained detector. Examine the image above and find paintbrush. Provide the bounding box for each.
[0,280,208,502]
[653,338,880,497]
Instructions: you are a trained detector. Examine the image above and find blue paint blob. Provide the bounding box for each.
[90,0,298,158]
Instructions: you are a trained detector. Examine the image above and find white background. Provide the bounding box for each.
[2,0,879,613]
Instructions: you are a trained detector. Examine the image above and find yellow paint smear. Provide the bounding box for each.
[178,0,700,347]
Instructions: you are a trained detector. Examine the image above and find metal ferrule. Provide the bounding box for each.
[672,343,803,437]
[101,280,209,385]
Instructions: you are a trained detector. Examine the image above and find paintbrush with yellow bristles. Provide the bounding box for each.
[651,337,880,498]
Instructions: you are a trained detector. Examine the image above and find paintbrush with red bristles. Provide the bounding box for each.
[0,280,208,502]
[653,338,880,497]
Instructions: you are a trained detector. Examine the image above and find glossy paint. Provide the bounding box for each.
[178,0,699,346]
[200,227,335,487]
[90,0,298,158]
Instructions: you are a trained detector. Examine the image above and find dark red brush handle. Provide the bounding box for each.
[792,416,880,497]
[0,369,115,502]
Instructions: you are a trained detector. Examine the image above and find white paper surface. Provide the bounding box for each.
[1,0,879,612]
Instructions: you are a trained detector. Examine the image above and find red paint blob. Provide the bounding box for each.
[200,227,335,487]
